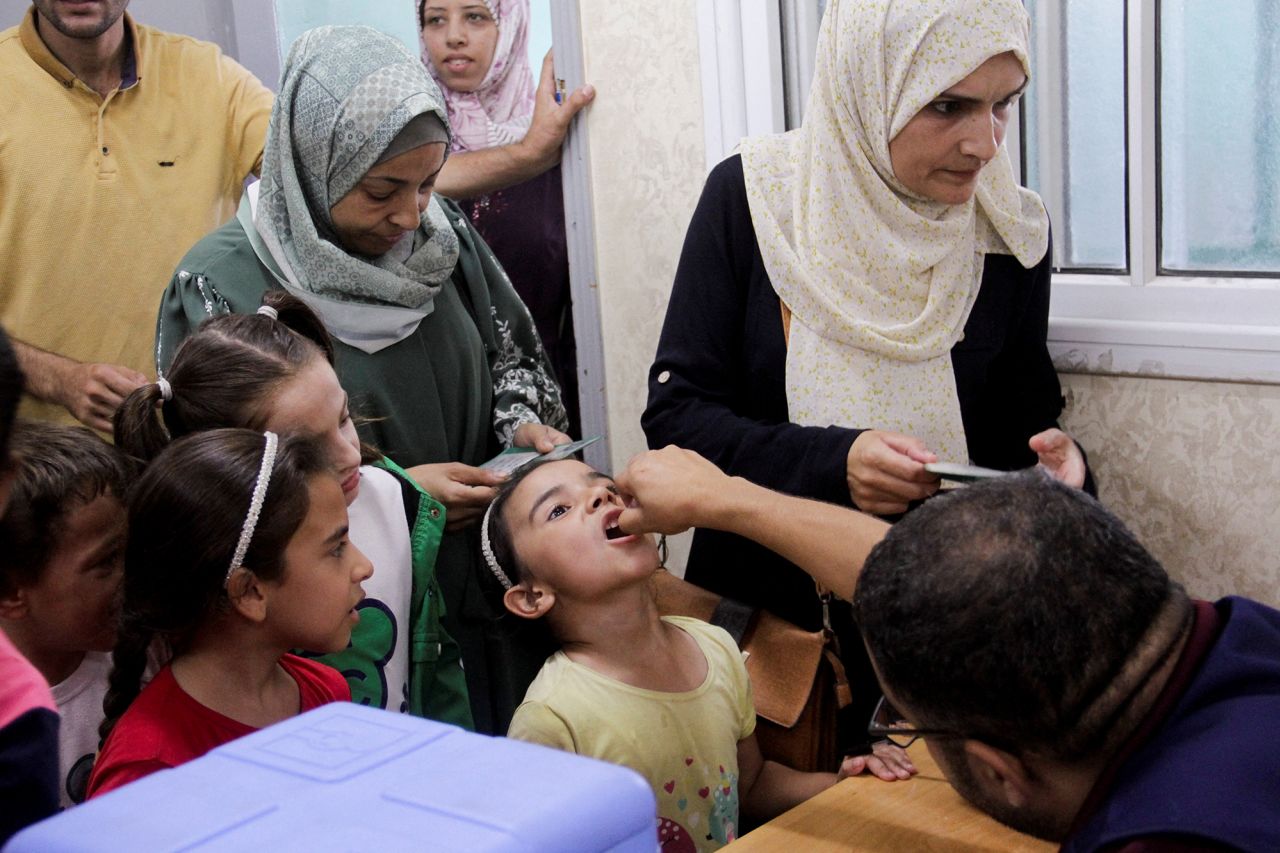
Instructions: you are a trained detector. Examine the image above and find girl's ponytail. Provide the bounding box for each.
[113,382,173,462]
[124,293,337,448]
[261,291,335,364]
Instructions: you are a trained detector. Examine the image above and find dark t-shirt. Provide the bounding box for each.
[1068,598,1280,853]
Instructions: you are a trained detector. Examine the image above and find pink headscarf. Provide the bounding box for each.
[420,0,536,152]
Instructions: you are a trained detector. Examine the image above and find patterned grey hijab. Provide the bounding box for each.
[254,26,460,350]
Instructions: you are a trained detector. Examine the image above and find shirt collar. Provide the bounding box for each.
[19,8,141,91]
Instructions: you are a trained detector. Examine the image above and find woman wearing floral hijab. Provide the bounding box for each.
[420,0,584,431]
[644,0,1093,748]
[155,25,569,734]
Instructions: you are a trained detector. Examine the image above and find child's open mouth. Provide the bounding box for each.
[603,509,635,544]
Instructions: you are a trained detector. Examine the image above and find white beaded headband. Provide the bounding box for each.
[226,431,279,586]
[479,500,513,590]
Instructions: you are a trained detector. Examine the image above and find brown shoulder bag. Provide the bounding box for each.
[651,569,851,773]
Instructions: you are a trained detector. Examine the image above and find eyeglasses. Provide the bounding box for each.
[866,694,959,749]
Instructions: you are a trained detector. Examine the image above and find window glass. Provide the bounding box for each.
[528,0,554,73]
[1023,0,1127,271]
[1159,1,1280,274]
[274,0,419,58]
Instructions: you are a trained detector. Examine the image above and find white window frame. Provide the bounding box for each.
[705,0,1280,385]
[1046,0,1280,385]
[696,0,787,169]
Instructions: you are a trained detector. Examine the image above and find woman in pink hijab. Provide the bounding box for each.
[420,0,592,431]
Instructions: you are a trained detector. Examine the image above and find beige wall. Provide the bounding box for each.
[577,2,706,475]
[1061,374,1280,606]
[574,2,706,570]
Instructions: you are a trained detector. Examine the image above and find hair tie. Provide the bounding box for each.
[480,501,512,590]
[256,304,280,321]
[226,431,279,586]
[156,377,173,402]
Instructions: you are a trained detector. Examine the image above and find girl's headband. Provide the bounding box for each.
[480,500,513,590]
[226,431,279,585]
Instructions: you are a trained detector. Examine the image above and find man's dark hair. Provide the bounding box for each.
[854,471,1183,761]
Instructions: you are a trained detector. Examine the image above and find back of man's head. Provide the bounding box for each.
[854,471,1185,762]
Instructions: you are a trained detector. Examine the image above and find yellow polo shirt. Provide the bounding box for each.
[0,10,272,422]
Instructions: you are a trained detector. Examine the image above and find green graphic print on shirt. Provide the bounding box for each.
[302,598,400,711]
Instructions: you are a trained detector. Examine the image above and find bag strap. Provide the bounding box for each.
[710,596,756,646]
[823,645,853,710]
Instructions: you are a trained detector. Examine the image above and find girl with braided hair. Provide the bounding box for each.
[87,429,368,797]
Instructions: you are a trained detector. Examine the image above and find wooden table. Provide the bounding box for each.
[727,742,1054,852]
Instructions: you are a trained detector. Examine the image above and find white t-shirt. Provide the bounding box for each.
[50,651,111,807]
[337,465,413,712]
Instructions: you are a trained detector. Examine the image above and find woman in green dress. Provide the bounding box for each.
[154,25,569,734]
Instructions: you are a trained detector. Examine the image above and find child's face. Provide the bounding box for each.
[265,475,373,654]
[505,460,658,600]
[20,492,125,654]
[261,360,363,507]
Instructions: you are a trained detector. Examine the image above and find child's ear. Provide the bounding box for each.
[503,582,555,620]
[225,567,269,624]
[0,585,28,620]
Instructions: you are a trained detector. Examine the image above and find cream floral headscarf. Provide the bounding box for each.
[741,0,1049,463]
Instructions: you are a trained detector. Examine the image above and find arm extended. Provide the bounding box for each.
[615,446,889,601]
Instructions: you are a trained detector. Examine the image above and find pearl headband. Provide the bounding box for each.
[226,431,279,586]
[479,500,513,590]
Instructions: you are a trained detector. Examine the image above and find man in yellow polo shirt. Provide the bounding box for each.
[0,0,272,429]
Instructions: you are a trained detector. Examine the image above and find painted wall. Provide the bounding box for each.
[572,2,706,571]
[575,2,706,475]
[1061,374,1280,606]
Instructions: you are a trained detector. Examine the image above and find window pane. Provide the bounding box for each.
[1023,0,1127,271]
[1160,1,1280,274]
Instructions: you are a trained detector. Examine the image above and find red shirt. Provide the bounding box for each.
[86,654,349,798]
